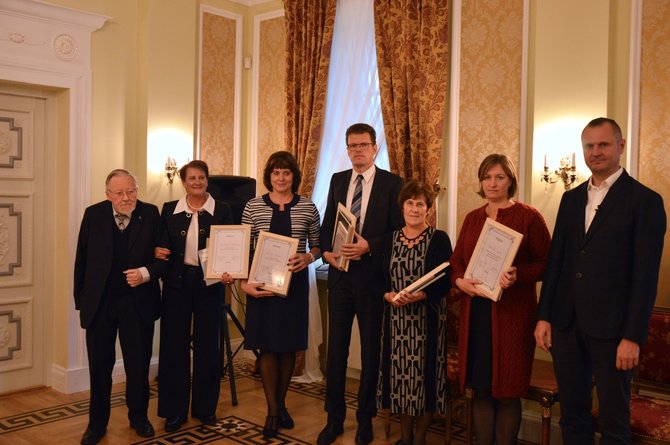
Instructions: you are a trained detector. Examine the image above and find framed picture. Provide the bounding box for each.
[464,218,523,301]
[205,225,251,279]
[332,202,356,271]
[396,261,450,299]
[248,230,299,297]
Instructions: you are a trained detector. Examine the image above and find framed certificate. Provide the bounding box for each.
[332,202,356,271]
[394,261,450,301]
[248,231,299,297]
[205,225,251,279]
[464,218,523,301]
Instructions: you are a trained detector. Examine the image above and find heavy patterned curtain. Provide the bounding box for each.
[374,0,450,185]
[284,0,337,197]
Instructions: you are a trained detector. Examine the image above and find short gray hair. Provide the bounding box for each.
[105,169,138,188]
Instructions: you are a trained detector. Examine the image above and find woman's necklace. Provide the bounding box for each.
[400,225,428,248]
[186,195,206,212]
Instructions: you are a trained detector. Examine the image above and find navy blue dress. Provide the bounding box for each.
[244,195,310,352]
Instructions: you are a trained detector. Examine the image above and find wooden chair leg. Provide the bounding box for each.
[385,408,391,438]
[445,399,452,445]
[465,386,474,445]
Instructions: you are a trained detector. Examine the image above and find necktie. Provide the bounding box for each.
[115,214,128,231]
[351,174,363,233]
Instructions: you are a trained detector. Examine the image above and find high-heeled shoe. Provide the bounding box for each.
[262,415,280,439]
[278,408,294,429]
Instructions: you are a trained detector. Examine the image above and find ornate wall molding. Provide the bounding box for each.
[0,117,23,168]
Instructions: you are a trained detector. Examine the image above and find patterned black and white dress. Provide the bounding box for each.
[377,226,452,416]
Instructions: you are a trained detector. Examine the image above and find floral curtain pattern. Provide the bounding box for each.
[284,0,337,197]
[373,0,449,186]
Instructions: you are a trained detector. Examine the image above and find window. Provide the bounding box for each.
[311,0,389,217]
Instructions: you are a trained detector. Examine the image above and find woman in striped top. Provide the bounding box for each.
[240,151,321,438]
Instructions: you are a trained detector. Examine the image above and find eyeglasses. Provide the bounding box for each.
[107,189,138,198]
[346,142,373,151]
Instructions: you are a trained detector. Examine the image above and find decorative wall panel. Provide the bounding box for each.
[457,0,524,231]
[0,111,34,179]
[640,0,670,301]
[0,195,32,287]
[256,16,286,192]
[200,12,238,175]
[0,299,32,371]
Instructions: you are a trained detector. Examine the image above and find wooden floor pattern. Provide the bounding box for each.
[0,359,470,445]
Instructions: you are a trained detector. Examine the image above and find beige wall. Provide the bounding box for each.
[640,0,670,306]
[456,0,524,234]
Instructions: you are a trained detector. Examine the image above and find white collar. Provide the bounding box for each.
[173,193,215,215]
[351,164,376,184]
[588,167,623,191]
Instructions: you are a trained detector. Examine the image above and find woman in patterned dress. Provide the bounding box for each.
[450,154,551,445]
[239,151,321,439]
[378,180,453,445]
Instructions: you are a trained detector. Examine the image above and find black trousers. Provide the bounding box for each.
[157,266,222,419]
[325,261,384,423]
[86,293,154,429]
[551,324,633,445]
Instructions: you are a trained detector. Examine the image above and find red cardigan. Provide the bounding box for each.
[450,202,551,398]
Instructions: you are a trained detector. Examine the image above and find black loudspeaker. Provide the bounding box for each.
[207,175,257,224]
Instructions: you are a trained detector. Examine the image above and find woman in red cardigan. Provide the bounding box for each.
[450,154,551,445]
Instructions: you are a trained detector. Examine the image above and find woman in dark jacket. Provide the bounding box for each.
[155,160,233,432]
[377,180,452,445]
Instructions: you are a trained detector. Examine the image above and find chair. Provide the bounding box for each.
[629,306,670,444]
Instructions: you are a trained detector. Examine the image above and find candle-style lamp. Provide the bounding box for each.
[541,153,578,190]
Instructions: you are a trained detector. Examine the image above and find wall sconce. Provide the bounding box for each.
[541,153,578,190]
[165,157,178,184]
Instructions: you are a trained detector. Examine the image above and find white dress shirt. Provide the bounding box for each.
[173,194,216,266]
[345,164,376,233]
[585,167,623,232]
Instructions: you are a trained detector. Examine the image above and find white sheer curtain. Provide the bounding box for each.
[311,0,389,217]
[294,0,388,384]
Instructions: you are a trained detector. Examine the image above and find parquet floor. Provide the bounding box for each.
[0,359,469,445]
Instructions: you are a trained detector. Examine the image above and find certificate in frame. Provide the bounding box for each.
[332,202,356,271]
[205,225,251,279]
[464,218,523,301]
[249,230,299,297]
[394,261,450,301]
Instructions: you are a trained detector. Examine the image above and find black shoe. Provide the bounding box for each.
[316,421,344,445]
[355,421,373,445]
[279,408,294,429]
[80,426,106,445]
[165,415,187,432]
[130,418,155,437]
[196,414,217,426]
[262,415,280,439]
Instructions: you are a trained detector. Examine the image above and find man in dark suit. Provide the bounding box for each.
[74,169,164,445]
[317,123,404,445]
[535,118,666,445]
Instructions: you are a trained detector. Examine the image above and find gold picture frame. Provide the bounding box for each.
[248,230,299,297]
[205,225,251,279]
[464,218,523,301]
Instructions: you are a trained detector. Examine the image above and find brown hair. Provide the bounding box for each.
[476,154,518,199]
[398,179,434,209]
[263,151,302,193]
[345,123,376,146]
[583,117,623,142]
[179,160,209,181]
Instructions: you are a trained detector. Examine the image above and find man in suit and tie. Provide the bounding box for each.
[535,117,666,445]
[74,169,164,445]
[317,123,404,445]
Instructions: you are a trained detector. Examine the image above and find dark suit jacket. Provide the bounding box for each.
[320,167,404,289]
[74,200,164,329]
[537,169,666,345]
[159,199,233,290]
